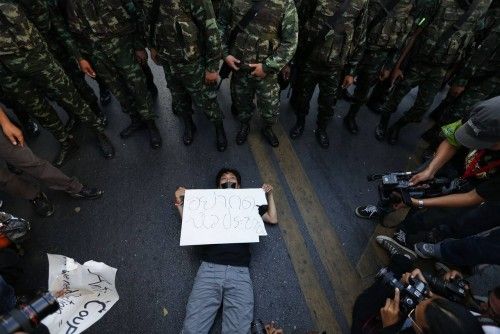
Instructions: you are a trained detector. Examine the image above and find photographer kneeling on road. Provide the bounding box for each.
[351,254,498,334]
[355,97,500,262]
[174,168,277,334]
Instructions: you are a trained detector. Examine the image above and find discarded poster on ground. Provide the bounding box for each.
[42,254,119,334]
[180,188,268,246]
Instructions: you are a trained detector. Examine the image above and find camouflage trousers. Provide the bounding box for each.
[352,49,390,106]
[161,57,222,122]
[231,69,280,125]
[438,74,500,125]
[381,61,448,123]
[0,46,104,143]
[290,61,342,125]
[82,36,154,121]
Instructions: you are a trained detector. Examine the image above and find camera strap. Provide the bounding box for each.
[462,149,500,179]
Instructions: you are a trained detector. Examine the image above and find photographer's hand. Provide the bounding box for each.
[401,269,428,285]
[174,187,186,218]
[380,288,401,327]
[409,168,434,186]
[265,321,284,334]
[443,270,463,282]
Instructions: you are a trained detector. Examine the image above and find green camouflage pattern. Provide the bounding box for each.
[381,61,448,122]
[351,49,390,105]
[230,70,281,125]
[290,62,342,124]
[413,0,491,66]
[296,0,368,73]
[218,0,299,73]
[0,1,46,55]
[146,0,222,72]
[78,36,155,121]
[162,59,222,122]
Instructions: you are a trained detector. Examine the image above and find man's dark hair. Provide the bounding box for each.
[424,298,483,334]
[215,168,241,187]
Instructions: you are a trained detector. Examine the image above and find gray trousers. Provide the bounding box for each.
[182,261,254,334]
[0,132,82,200]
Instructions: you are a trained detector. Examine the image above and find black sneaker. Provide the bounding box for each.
[376,235,417,261]
[70,186,104,199]
[414,242,438,259]
[355,205,383,220]
[30,192,54,217]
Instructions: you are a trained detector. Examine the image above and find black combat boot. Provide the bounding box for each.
[182,115,196,146]
[387,119,409,145]
[262,126,279,147]
[95,132,115,159]
[236,123,250,145]
[146,120,162,149]
[120,116,145,138]
[367,80,390,114]
[24,118,40,138]
[375,112,391,141]
[214,122,227,152]
[53,137,79,167]
[314,124,329,149]
[343,104,360,134]
[30,192,54,217]
[289,115,305,139]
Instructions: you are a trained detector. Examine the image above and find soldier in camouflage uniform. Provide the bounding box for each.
[435,3,500,125]
[218,0,299,147]
[0,0,115,166]
[145,0,228,152]
[375,0,492,145]
[62,0,162,149]
[17,0,107,131]
[343,0,432,135]
[289,0,368,148]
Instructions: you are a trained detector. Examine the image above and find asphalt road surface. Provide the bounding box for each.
[2,60,496,333]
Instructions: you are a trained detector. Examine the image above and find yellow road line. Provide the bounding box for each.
[248,131,341,333]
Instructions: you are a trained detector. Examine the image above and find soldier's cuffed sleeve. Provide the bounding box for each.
[345,1,368,76]
[217,0,232,59]
[263,0,298,73]
[191,0,222,72]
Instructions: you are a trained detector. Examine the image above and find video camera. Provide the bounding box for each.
[377,268,469,314]
[0,292,59,334]
[367,171,457,207]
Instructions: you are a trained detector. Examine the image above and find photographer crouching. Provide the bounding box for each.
[355,97,500,265]
[351,254,499,334]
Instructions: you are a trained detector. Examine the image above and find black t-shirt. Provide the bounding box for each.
[200,205,268,267]
[476,175,500,204]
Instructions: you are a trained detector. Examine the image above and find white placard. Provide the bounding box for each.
[42,254,119,334]
[180,188,268,246]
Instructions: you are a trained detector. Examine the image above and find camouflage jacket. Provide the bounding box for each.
[0,1,46,56]
[218,0,299,74]
[452,6,500,85]
[63,0,145,48]
[144,0,222,72]
[412,0,491,66]
[297,0,369,73]
[18,0,83,61]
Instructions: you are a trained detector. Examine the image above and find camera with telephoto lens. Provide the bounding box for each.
[250,319,266,334]
[0,292,59,334]
[377,267,429,314]
[424,274,468,303]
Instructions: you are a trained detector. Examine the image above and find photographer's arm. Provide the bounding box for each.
[410,189,484,208]
[410,140,458,185]
[261,184,278,224]
[174,187,186,218]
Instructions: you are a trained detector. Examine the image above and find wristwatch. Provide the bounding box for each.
[417,200,424,209]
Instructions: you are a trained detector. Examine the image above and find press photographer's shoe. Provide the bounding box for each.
[355,205,383,220]
[376,235,417,261]
[30,192,54,218]
[414,242,439,259]
[70,186,104,199]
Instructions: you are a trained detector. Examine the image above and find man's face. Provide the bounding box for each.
[218,172,240,189]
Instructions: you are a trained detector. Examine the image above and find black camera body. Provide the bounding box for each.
[377,268,429,314]
[424,274,468,302]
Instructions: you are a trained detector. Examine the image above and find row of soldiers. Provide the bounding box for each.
[0,0,499,167]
